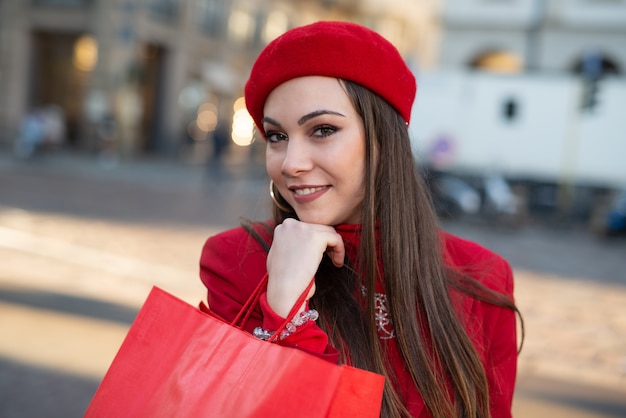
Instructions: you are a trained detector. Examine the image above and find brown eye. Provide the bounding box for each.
[313,125,336,137]
[266,131,288,143]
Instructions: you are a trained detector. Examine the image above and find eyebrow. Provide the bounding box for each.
[261,110,345,128]
[297,110,345,125]
[261,116,282,127]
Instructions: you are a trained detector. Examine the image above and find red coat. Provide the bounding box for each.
[199,223,518,417]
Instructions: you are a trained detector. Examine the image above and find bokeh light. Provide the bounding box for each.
[72,35,98,72]
[263,10,288,43]
[231,97,254,146]
[196,103,218,133]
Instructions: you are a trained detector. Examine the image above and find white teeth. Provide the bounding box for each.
[294,186,326,196]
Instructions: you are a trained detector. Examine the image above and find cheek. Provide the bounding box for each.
[265,149,282,179]
[342,139,367,183]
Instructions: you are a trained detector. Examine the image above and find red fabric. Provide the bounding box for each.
[200,224,518,418]
[244,21,417,134]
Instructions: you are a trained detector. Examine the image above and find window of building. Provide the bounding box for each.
[196,0,230,38]
[146,0,181,24]
[470,51,524,73]
[31,0,91,6]
[583,0,626,4]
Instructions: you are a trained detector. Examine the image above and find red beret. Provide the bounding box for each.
[244,21,417,135]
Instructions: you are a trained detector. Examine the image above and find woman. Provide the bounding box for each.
[200,21,522,418]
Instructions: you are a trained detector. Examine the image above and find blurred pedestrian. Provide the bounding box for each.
[14,107,45,159]
[96,113,118,168]
[41,104,66,150]
[212,121,230,162]
[207,121,230,178]
[200,21,522,418]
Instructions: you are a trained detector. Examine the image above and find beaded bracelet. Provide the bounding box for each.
[253,309,319,341]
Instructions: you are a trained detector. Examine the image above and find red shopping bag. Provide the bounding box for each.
[85,286,385,417]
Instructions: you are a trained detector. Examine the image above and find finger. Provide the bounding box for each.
[323,233,345,268]
[327,246,345,267]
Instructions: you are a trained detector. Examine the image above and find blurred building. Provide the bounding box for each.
[420,0,626,225]
[440,0,626,75]
[1,0,623,161]
[0,0,439,159]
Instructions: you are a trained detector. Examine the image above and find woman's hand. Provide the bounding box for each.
[266,218,345,317]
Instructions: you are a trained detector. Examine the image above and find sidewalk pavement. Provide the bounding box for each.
[1,150,625,417]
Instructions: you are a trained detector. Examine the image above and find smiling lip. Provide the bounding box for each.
[289,185,330,204]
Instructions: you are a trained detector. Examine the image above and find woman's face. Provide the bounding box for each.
[263,76,366,226]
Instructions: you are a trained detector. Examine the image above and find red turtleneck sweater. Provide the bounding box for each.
[199,223,518,417]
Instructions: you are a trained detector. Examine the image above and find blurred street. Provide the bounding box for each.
[1,151,625,417]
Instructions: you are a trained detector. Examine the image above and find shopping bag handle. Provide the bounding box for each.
[232,272,315,342]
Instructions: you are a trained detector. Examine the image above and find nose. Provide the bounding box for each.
[281,138,313,177]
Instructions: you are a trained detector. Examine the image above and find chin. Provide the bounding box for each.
[294,212,336,226]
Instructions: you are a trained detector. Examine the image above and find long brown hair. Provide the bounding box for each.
[245,80,522,418]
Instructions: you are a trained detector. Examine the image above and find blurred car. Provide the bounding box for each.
[483,173,519,216]
[431,174,482,218]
